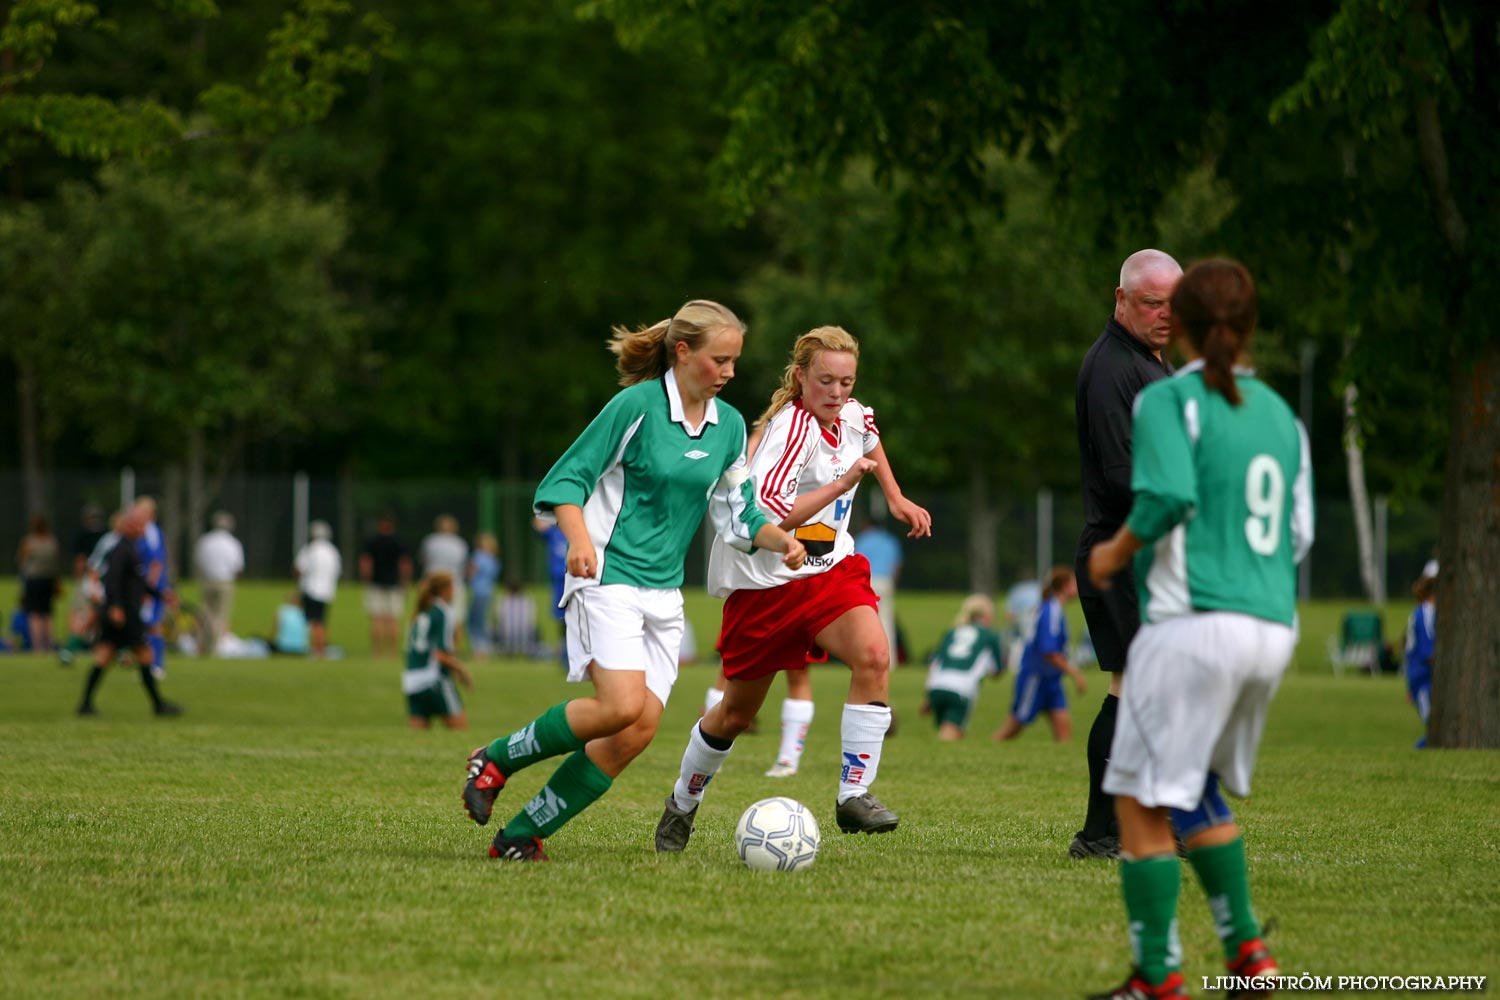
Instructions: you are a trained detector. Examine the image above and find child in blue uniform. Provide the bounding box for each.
[1404,571,1436,748]
[992,567,1087,742]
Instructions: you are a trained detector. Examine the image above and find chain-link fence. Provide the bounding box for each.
[0,469,1440,600]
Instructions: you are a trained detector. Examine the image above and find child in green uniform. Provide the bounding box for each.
[404,572,472,730]
[460,300,806,861]
[924,594,1005,741]
[1086,260,1314,1000]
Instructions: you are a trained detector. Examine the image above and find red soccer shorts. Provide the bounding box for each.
[718,554,879,681]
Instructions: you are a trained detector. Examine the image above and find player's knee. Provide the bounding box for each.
[847,637,890,676]
[719,703,758,736]
[596,692,648,732]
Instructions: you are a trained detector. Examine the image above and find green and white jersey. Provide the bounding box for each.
[925,624,1005,699]
[1127,361,1314,626]
[535,368,770,604]
[403,600,455,694]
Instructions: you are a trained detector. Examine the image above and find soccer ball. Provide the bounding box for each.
[733,796,821,872]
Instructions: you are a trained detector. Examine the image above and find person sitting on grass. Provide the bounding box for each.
[266,594,311,656]
[404,571,473,730]
[992,567,1087,743]
[923,594,1006,741]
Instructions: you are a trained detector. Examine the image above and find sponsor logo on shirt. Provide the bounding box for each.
[684,450,710,460]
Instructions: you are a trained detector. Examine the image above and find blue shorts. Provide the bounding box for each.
[1011,667,1066,724]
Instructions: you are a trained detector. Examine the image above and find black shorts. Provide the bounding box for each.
[21,577,58,615]
[98,614,147,652]
[301,594,329,624]
[1076,531,1141,673]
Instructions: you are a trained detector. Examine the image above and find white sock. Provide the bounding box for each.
[837,703,891,804]
[703,686,725,712]
[776,698,814,766]
[672,722,733,813]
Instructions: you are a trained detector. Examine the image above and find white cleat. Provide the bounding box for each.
[764,762,798,778]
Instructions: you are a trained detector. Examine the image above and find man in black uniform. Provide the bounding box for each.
[1070,249,1180,859]
[77,506,183,717]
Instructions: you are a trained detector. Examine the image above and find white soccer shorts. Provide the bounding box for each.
[564,584,685,709]
[1104,611,1297,811]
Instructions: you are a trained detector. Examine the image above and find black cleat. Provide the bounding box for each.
[489,834,548,862]
[154,701,184,718]
[1069,831,1121,860]
[835,792,899,834]
[76,704,97,718]
[654,795,697,853]
[463,745,507,826]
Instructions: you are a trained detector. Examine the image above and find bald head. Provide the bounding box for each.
[1114,249,1182,356]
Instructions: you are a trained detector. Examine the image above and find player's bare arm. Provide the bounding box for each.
[752,524,807,571]
[1087,525,1144,589]
[864,441,932,538]
[551,504,597,579]
[771,457,878,531]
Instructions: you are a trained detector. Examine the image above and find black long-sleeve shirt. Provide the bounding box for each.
[101,537,159,622]
[1075,316,1173,542]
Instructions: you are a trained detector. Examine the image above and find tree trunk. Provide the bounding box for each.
[1430,345,1500,748]
[966,459,997,595]
[16,357,47,518]
[162,464,184,583]
[185,427,207,580]
[1342,374,1383,604]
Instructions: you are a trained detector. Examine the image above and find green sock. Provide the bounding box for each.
[1121,854,1182,985]
[486,702,584,776]
[1188,837,1261,959]
[501,750,614,840]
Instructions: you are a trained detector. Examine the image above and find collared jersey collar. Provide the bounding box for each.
[1174,358,1257,378]
[663,367,719,436]
[1105,316,1172,371]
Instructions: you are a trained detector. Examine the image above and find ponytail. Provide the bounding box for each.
[1169,259,1258,407]
[609,299,745,387]
[414,571,454,618]
[1200,323,1243,405]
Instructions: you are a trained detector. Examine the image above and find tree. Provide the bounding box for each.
[0,0,391,515]
[43,159,362,566]
[592,0,1498,746]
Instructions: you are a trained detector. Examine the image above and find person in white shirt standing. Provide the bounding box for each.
[419,515,470,632]
[193,511,245,655]
[294,520,342,659]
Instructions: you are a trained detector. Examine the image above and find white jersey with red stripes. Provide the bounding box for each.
[707,398,880,596]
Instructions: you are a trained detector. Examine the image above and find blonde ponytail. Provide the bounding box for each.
[609,299,745,386]
[414,571,454,618]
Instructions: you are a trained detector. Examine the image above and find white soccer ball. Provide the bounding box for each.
[733,796,821,872]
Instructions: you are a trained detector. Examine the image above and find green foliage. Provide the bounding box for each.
[29,157,362,457]
[198,0,394,140]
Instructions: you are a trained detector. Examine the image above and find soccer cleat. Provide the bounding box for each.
[1069,831,1122,860]
[488,834,548,862]
[462,745,507,826]
[836,792,899,834]
[654,795,697,853]
[764,761,798,778]
[1086,969,1188,999]
[76,704,97,718]
[1224,937,1279,999]
[154,701,184,718]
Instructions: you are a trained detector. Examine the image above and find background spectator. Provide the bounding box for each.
[18,514,62,653]
[193,511,245,655]
[294,520,341,658]
[359,512,411,657]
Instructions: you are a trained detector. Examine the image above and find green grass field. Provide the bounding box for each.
[2,585,1494,998]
